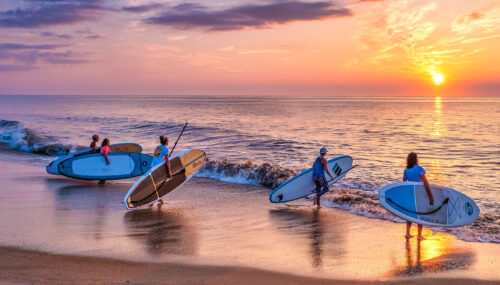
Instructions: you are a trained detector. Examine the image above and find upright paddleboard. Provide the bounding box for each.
[46,143,142,175]
[269,155,354,203]
[379,182,480,227]
[124,149,206,210]
[58,152,152,180]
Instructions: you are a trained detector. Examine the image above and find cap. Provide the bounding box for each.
[320,147,328,154]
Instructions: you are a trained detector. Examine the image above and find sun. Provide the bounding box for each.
[431,71,445,86]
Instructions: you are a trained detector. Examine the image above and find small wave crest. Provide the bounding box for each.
[195,158,297,189]
[0,119,78,156]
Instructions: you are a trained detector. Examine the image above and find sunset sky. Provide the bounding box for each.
[0,0,498,95]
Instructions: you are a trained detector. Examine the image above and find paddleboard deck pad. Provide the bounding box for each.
[269,155,354,203]
[379,182,480,227]
[58,152,152,180]
[124,149,206,210]
[46,143,142,175]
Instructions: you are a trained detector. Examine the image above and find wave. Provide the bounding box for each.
[196,158,297,189]
[0,120,78,156]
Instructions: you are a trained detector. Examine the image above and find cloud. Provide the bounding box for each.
[41,31,73,40]
[451,7,500,35]
[144,1,351,31]
[0,42,90,72]
[122,3,165,13]
[0,0,107,28]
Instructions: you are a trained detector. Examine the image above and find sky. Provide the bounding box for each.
[0,0,498,96]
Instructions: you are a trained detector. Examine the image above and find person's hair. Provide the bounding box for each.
[160,135,168,145]
[101,138,110,147]
[92,134,99,141]
[407,152,418,169]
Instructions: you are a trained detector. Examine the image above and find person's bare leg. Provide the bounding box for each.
[313,195,318,205]
[417,224,425,240]
[406,221,413,238]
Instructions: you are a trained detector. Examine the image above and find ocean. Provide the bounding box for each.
[0,95,498,243]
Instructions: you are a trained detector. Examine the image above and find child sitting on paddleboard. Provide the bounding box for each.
[90,134,99,153]
[312,147,334,207]
[152,135,172,204]
[403,152,434,240]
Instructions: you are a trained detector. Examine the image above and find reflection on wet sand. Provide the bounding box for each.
[269,207,345,269]
[393,235,476,277]
[123,206,198,256]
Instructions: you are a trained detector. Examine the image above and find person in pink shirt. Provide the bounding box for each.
[100,138,111,165]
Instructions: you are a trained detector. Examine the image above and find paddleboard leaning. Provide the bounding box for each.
[46,143,143,175]
[379,182,480,227]
[124,149,206,210]
[58,152,153,180]
[269,155,354,203]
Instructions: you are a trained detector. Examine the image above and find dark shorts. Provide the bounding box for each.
[313,175,329,197]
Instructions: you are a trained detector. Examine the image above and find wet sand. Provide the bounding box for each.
[0,157,499,283]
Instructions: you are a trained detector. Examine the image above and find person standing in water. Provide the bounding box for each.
[312,147,334,207]
[98,138,111,185]
[152,135,172,204]
[90,134,99,153]
[403,152,434,240]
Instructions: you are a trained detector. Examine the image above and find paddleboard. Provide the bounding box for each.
[269,155,354,203]
[58,152,152,180]
[46,143,142,175]
[124,149,206,210]
[378,182,480,227]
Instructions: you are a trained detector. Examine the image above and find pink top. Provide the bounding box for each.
[100,145,110,154]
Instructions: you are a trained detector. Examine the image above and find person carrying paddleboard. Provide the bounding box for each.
[90,134,99,153]
[312,147,334,207]
[152,135,172,204]
[403,152,434,240]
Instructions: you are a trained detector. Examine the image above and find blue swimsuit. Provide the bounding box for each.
[312,157,329,196]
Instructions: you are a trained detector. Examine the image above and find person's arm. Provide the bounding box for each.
[165,154,172,177]
[91,143,96,153]
[103,151,110,165]
[420,174,434,205]
[322,158,334,180]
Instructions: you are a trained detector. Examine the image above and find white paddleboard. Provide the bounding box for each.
[58,152,152,180]
[379,182,480,227]
[269,155,354,203]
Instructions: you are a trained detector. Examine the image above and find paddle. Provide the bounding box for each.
[169,122,188,157]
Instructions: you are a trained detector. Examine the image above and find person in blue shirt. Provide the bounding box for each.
[312,147,334,207]
[152,135,172,205]
[403,152,434,240]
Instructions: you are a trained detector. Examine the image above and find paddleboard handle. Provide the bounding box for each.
[325,164,357,184]
[170,122,188,157]
[387,197,449,215]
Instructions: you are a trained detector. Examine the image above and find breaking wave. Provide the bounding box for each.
[0,120,78,156]
[196,158,297,189]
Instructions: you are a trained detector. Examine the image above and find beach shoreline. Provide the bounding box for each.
[1,246,499,285]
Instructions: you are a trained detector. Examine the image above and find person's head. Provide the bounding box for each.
[160,135,168,145]
[320,147,328,157]
[101,138,110,147]
[407,152,418,169]
[92,134,99,142]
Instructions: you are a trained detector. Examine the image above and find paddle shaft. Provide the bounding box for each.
[170,122,188,157]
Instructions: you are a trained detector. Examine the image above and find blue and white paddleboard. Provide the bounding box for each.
[379,182,480,227]
[269,155,354,203]
[58,152,152,180]
[46,143,143,175]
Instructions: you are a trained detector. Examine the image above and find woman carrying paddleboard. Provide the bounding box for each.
[312,147,335,207]
[152,135,172,204]
[403,152,434,240]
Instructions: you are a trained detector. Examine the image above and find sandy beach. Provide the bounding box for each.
[0,156,499,284]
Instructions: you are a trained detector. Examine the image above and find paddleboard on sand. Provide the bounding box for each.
[123,149,206,210]
[269,155,354,203]
[379,182,480,227]
[46,143,142,175]
[58,152,152,180]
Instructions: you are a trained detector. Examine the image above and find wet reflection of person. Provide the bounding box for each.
[310,208,324,268]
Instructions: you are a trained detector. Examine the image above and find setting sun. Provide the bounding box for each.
[431,71,445,86]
